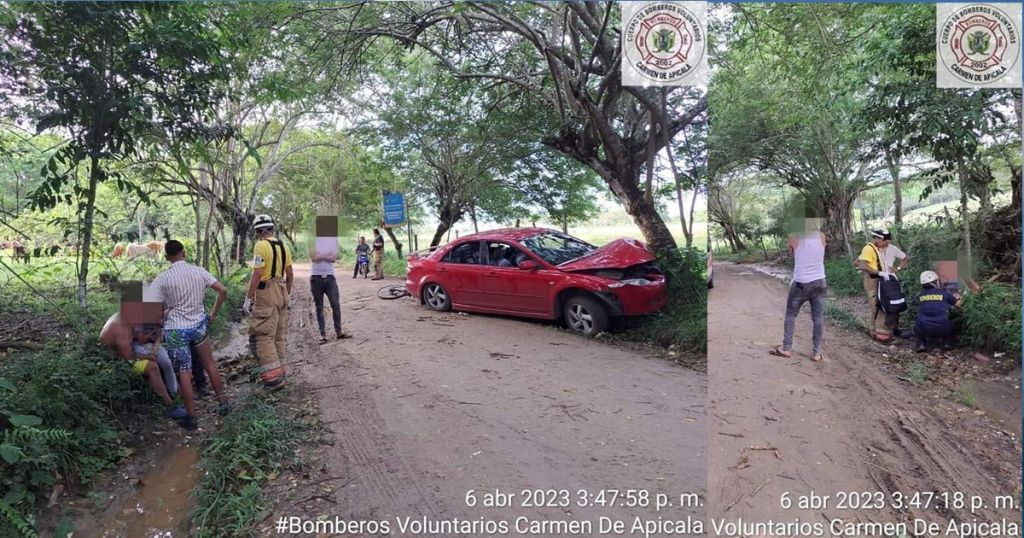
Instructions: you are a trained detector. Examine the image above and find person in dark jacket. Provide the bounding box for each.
[914,270,961,353]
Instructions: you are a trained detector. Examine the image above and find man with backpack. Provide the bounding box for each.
[854,229,911,343]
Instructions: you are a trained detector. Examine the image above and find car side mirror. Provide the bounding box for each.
[518,260,537,270]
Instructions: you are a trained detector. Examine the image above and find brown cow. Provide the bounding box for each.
[11,240,26,263]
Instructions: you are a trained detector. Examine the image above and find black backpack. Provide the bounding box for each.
[876,275,907,315]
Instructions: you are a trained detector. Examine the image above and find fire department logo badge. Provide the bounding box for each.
[623,2,707,87]
[937,3,1022,88]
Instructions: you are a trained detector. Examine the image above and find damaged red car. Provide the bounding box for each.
[405,228,667,335]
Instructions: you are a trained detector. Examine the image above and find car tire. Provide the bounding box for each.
[563,295,609,336]
[422,282,452,312]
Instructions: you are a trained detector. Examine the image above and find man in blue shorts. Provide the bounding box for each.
[151,240,231,429]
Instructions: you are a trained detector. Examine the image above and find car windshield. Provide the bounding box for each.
[521,232,596,266]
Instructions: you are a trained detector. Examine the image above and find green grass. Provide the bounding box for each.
[823,257,864,298]
[905,360,930,386]
[192,392,314,538]
[960,283,1022,357]
[0,343,149,537]
[953,379,977,408]
[615,248,707,356]
[824,299,864,331]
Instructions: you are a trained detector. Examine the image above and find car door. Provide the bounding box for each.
[481,241,556,315]
[436,240,489,308]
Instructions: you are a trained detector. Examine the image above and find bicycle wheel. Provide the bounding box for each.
[377,284,409,300]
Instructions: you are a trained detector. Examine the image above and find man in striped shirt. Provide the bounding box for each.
[151,240,230,429]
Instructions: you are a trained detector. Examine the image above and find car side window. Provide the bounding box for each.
[486,242,520,267]
[442,241,483,265]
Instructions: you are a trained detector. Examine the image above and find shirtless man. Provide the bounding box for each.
[99,313,187,421]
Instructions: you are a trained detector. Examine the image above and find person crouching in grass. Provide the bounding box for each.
[914,270,961,353]
[100,284,186,424]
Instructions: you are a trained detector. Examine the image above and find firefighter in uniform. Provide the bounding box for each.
[243,214,293,390]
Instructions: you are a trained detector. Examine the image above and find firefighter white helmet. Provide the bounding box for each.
[919,270,939,286]
[252,214,274,231]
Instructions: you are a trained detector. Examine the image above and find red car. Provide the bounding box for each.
[405,228,667,335]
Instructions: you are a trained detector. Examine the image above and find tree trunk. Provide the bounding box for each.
[723,223,745,252]
[281,229,298,253]
[192,196,202,262]
[384,226,403,258]
[229,212,250,265]
[1014,89,1022,127]
[1011,164,1021,210]
[978,183,992,220]
[561,211,568,233]
[430,223,450,248]
[430,206,460,248]
[673,176,689,247]
[212,230,224,278]
[137,205,145,243]
[609,168,680,259]
[956,158,974,276]
[77,156,102,308]
[660,89,692,249]
[820,195,854,256]
[470,203,479,234]
[885,150,903,226]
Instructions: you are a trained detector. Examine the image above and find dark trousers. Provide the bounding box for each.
[310,274,342,336]
[782,278,827,355]
[915,322,954,348]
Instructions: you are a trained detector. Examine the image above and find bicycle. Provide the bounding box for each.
[377,284,411,300]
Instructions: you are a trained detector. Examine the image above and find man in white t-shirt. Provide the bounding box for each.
[309,216,352,344]
[771,218,828,362]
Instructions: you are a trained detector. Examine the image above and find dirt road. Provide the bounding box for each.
[708,263,1020,529]
[279,264,706,532]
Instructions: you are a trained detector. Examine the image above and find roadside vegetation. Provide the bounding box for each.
[0,259,246,537]
[192,392,316,537]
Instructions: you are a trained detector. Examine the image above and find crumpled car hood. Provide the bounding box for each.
[558,238,656,272]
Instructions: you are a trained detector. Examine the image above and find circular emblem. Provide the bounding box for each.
[624,3,705,84]
[938,4,1020,85]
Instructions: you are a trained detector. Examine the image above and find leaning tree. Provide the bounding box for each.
[291,1,706,259]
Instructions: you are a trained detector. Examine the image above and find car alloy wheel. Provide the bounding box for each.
[423,283,451,311]
[568,303,594,333]
[563,295,609,336]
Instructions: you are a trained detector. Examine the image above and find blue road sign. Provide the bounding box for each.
[383,192,406,227]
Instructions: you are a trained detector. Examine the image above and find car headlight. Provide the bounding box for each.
[608,278,653,288]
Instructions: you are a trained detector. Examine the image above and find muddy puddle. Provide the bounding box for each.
[83,321,249,532]
[95,446,200,537]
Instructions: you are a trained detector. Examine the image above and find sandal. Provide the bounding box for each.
[336,332,353,340]
[319,336,328,345]
[811,354,824,362]
[768,346,792,358]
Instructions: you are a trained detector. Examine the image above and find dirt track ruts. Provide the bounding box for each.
[281,264,707,533]
[708,262,1021,528]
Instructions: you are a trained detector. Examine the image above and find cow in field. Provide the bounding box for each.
[112,242,162,259]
